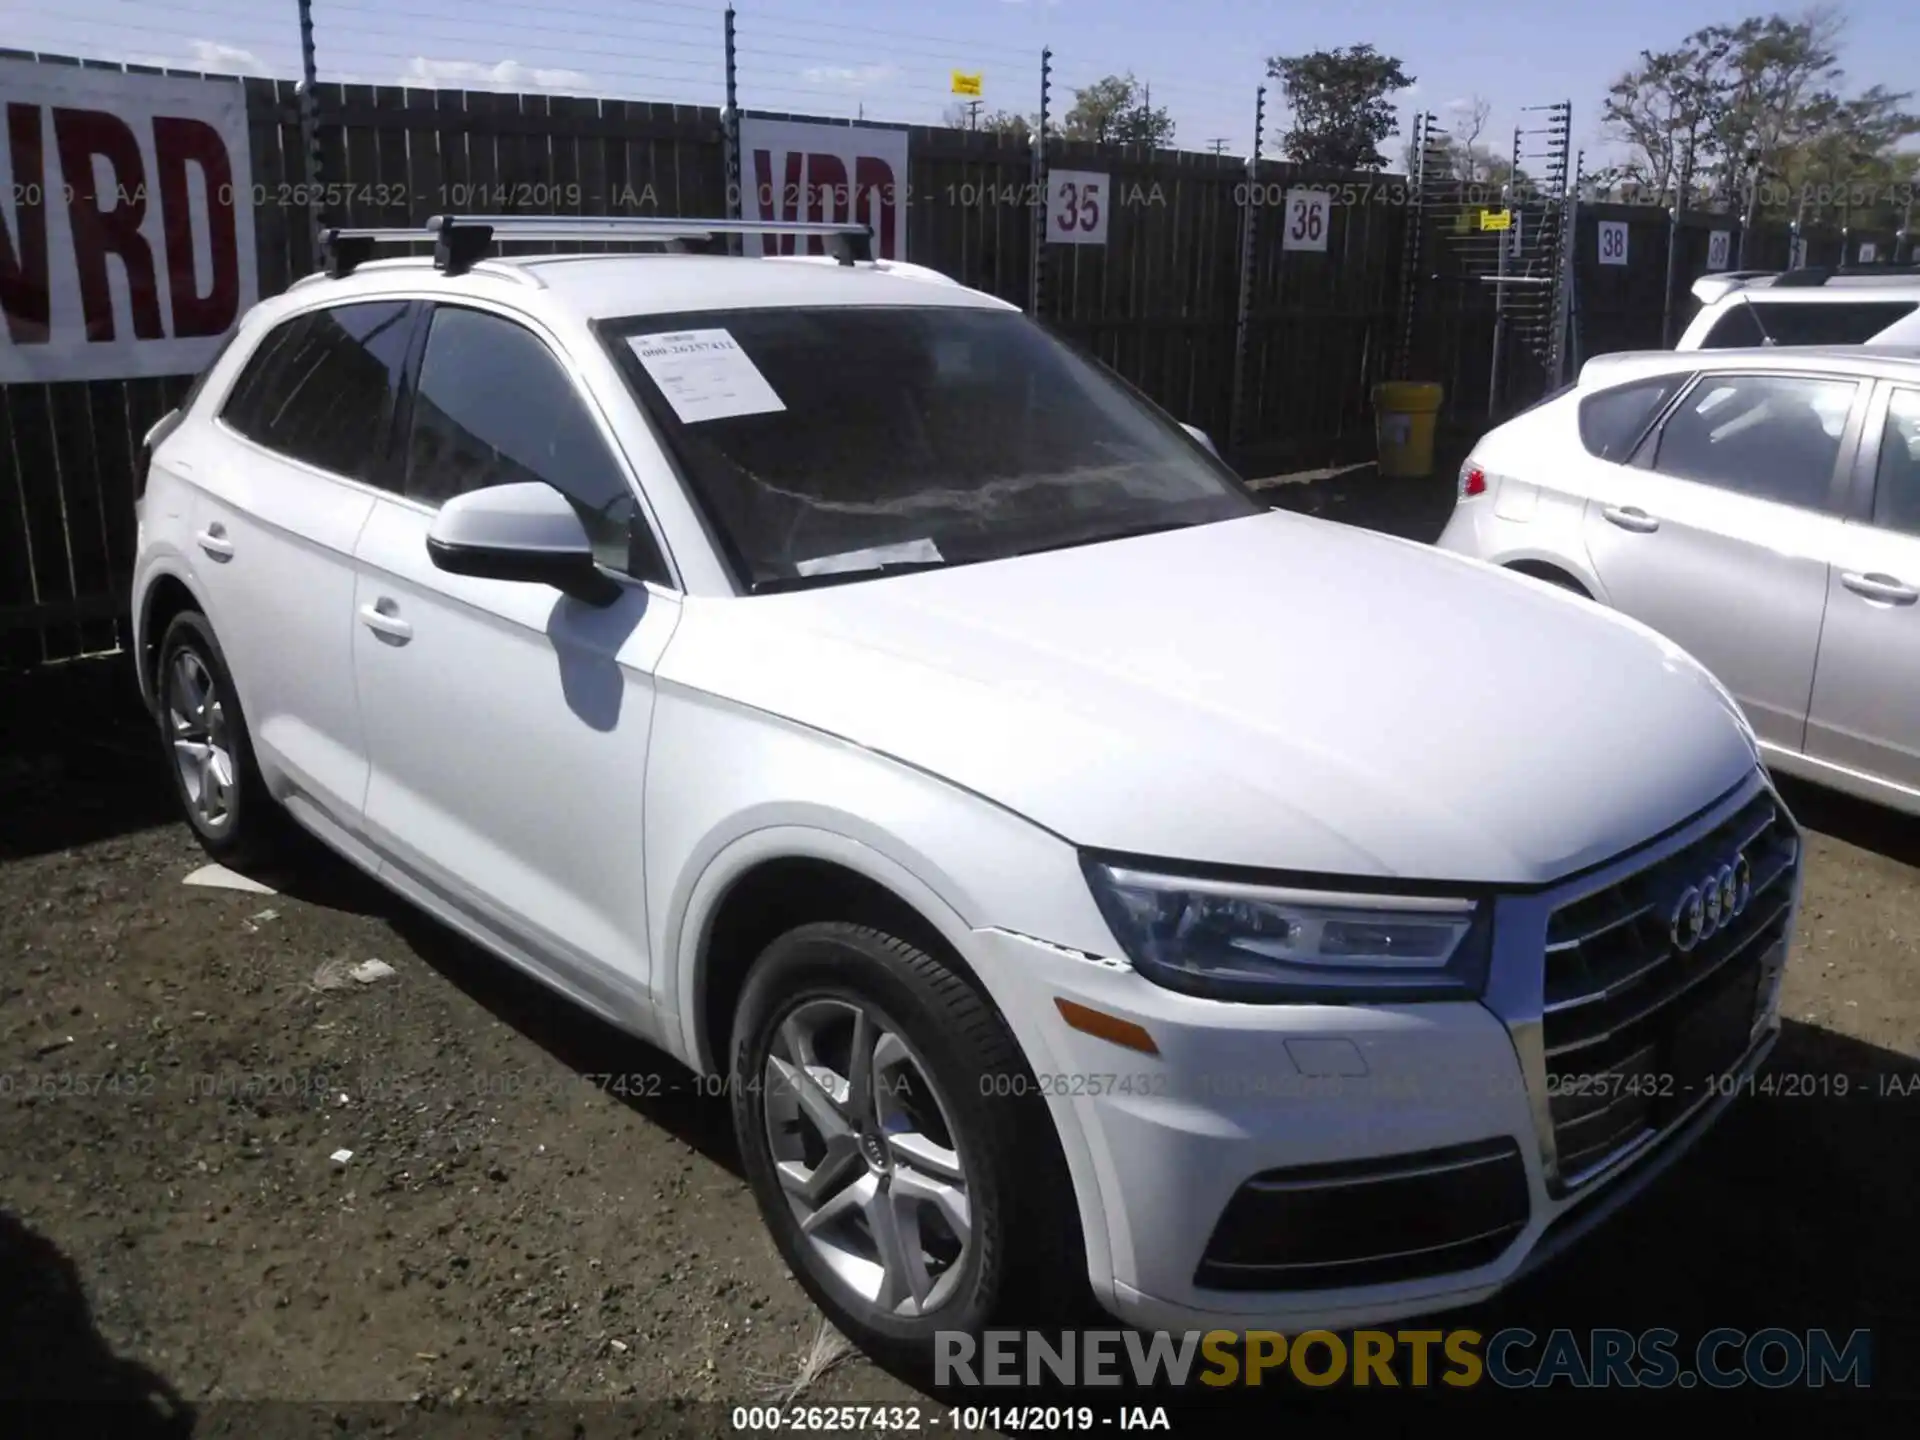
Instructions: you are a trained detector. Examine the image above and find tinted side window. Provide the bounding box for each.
[405,306,654,578]
[1577,376,1685,461]
[221,302,412,479]
[1652,374,1858,510]
[1699,304,1766,348]
[1751,301,1918,346]
[1872,388,1920,537]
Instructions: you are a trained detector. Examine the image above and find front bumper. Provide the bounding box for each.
[973,770,1798,1332]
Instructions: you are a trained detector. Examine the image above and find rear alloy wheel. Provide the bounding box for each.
[155,610,276,861]
[731,922,1082,1365]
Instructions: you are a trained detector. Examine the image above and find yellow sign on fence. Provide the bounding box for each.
[1479,209,1513,231]
[951,71,983,97]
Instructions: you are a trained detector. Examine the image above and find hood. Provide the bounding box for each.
[662,511,1759,886]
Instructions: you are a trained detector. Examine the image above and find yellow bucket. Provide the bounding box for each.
[1371,382,1444,479]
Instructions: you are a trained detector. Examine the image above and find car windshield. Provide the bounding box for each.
[600,305,1261,590]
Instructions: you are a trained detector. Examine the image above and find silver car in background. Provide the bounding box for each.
[1439,345,1920,816]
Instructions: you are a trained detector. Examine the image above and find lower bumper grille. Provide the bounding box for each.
[1194,1138,1529,1292]
[1540,788,1798,1188]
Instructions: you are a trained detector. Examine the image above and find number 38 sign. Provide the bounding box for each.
[1047,170,1108,245]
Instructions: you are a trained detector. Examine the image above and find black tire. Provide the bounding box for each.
[731,921,1084,1369]
[1510,563,1590,598]
[153,610,278,862]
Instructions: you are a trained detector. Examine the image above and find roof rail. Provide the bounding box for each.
[1773,263,1920,288]
[320,214,875,279]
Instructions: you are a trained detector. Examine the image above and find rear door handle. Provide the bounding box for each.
[195,523,234,559]
[1601,505,1660,534]
[1841,571,1920,606]
[358,600,414,643]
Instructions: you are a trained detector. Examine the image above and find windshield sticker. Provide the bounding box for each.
[627,329,786,424]
[794,538,945,577]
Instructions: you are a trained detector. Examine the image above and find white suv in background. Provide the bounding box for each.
[131,215,1802,1365]
[1678,267,1920,349]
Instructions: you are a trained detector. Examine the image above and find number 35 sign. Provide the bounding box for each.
[1047,170,1108,244]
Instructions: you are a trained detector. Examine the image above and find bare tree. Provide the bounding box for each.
[1447,96,1503,183]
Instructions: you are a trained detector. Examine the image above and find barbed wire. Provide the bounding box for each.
[14,0,1279,148]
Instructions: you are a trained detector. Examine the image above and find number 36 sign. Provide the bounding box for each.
[1047,170,1108,244]
[1281,189,1330,252]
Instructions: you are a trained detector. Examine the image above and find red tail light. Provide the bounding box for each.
[1459,463,1488,498]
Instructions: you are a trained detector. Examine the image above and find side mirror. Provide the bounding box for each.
[426,481,620,606]
[1180,422,1221,459]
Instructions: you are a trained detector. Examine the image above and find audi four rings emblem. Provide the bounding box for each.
[1670,853,1753,952]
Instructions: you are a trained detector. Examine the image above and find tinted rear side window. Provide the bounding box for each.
[1749,300,1918,346]
[1578,376,1686,461]
[1651,373,1858,510]
[221,301,413,479]
[1700,304,1766,348]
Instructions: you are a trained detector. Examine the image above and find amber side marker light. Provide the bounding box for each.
[1055,998,1160,1056]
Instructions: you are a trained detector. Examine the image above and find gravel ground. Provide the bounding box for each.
[4,479,1918,1432]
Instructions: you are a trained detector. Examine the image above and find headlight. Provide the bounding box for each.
[1082,859,1492,1003]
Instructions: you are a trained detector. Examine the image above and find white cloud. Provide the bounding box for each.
[800,63,898,90]
[189,40,265,74]
[129,39,267,75]
[398,56,593,93]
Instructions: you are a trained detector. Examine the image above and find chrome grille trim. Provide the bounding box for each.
[1544,899,1655,954]
[1482,768,1804,1199]
[1544,891,1793,1059]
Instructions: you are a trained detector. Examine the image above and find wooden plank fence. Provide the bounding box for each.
[7,49,1869,666]
[2,54,1416,665]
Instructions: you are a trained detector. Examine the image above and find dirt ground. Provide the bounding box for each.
[4,476,1918,1433]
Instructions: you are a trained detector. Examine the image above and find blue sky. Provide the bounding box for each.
[2,0,1915,166]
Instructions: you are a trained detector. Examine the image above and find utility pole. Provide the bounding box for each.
[966,99,982,130]
[1208,138,1230,155]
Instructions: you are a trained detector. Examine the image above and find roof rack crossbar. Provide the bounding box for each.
[320,214,875,278]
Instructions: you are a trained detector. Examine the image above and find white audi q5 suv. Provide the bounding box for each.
[130,214,1803,1365]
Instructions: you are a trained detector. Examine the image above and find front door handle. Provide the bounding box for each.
[195,523,234,559]
[1601,504,1661,534]
[358,600,414,643]
[1841,571,1920,606]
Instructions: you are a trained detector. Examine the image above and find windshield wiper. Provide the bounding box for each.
[750,559,956,594]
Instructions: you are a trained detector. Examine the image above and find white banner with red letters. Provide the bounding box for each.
[739,116,909,262]
[0,58,259,382]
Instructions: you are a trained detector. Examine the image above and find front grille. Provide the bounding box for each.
[1540,789,1798,1188]
[1194,1138,1530,1292]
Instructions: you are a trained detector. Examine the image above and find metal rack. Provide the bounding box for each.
[319,214,878,279]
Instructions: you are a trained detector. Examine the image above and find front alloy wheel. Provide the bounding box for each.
[732,921,1084,1365]
[765,996,973,1318]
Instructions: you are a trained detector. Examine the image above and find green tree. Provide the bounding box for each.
[1267,43,1414,170]
[1595,8,1919,232]
[978,109,1037,141]
[1061,74,1175,147]
[1600,31,1735,207]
